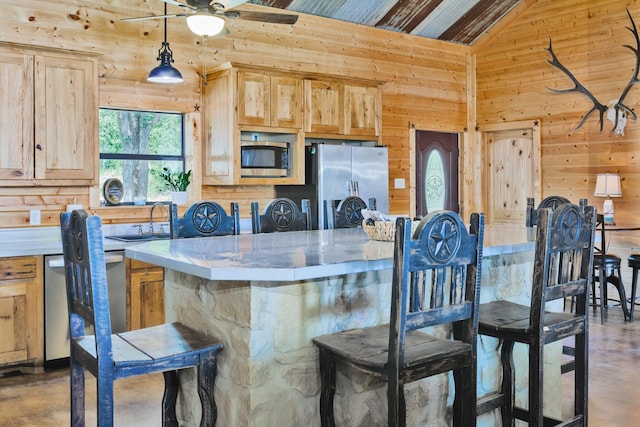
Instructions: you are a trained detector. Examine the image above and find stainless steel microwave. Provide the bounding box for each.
[240,141,289,177]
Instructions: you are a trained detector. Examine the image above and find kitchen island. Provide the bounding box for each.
[126,224,561,427]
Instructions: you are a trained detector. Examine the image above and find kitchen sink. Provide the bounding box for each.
[106,233,171,242]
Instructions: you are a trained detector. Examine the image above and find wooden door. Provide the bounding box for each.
[127,259,165,330]
[484,121,541,225]
[415,131,459,216]
[34,54,97,182]
[0,50,34,181]
[344,84,380,136]
[304,79,342,134]
[271,75,302,128]
[0,256,43,367]
[238,70,270,126]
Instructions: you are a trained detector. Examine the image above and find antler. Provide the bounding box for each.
[545,38,608,131]
[614,9,640,124]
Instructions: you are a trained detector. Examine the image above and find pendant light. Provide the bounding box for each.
[148,4,183,84]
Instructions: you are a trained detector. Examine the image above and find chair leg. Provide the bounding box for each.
[528,342,544,426]
[162,371,179,427]
[453,364,476,427]
[69,356,85,427]
[197,352,219,427]
[599,269,605,324]
[318,347,337,427]
[631,267,639,321]
[499,340,516,427]
[574,331,588,422]
[96,374,115,427]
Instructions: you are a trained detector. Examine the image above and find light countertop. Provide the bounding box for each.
[125,225,536,282]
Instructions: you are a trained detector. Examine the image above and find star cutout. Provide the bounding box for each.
[430,219,458,260]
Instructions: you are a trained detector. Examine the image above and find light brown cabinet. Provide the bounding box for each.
[126,259,165,331]
[203,64,304,186]
[0,44,98,185]
[238,71,302,128]
[0,256,43,372]
[304,79,381,138]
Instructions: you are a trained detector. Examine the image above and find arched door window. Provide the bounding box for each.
[425,150,445,212]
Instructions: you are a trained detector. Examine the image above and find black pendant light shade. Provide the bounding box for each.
[148,5,183,84]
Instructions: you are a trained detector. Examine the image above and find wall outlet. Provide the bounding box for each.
[394,178,406,189]
[30,209,41,225]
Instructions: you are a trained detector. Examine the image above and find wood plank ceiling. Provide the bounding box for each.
[248,0,523,45]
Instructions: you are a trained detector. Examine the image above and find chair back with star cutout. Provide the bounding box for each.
[250,198,311,233]
[170,201,240,238]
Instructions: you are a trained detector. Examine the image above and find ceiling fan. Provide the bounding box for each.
[123,0,298,37]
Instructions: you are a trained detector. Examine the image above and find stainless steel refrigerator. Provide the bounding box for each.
[277,143,389,229]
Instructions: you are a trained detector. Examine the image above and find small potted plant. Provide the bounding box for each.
[158,167,192,205]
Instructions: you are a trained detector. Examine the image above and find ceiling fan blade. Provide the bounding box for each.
[160,0,194,8]
[228,11,298,25]
[122,13,188,22]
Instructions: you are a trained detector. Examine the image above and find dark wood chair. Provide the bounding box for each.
[323,196,376,229]
[525,195,571,227]
[60,210,223,427]
[592,213,630,323]
[628,253,640,320]
[313,211,485,427]
[170,201,240,238]
[251,197,312,233]
[477,203,596,426]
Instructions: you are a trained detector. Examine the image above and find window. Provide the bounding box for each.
[99,108,185,205]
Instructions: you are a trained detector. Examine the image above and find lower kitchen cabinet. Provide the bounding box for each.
[0,256,43,373]
[126,258,165,330]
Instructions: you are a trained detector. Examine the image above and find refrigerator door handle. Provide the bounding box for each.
[354,181,360,197]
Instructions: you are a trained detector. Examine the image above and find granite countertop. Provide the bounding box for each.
[125,224,536,282]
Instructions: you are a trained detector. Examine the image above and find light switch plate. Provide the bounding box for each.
[30,209,41,225]
[394,178,406,189]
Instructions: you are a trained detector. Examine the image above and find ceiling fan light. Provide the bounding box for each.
[148,43,184,84]
[186,14,225,37]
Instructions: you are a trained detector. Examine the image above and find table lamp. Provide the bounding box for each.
[594,173,622,224]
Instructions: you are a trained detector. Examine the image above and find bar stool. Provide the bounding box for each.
[628,254,640,320]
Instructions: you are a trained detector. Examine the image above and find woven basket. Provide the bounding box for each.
[361,219,419,241]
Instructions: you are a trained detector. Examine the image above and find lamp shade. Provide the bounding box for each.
[186,14,225,37]
[148,46,183,83]
[594,173,622,197]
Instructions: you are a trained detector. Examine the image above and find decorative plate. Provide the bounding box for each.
[103,178,124,205]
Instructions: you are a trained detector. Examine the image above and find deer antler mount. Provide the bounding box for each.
[546,9,640,136]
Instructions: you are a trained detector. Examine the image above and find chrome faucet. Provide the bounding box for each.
[149,202,169,234]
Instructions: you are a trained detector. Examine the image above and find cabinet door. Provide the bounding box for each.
[0,256,43,367]
[127,259,165,330]
[271,76,302,128]
[238,71,271,126]
[344,84,380,136]
[304,79,342,134]
[0,51,34,180]
[34,54,97,182]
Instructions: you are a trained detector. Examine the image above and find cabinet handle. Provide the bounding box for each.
[36,144,42,150]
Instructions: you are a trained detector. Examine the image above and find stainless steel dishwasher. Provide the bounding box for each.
[44,250,126,363]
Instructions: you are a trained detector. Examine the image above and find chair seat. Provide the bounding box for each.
[593,253,622,266]
[628,253,640,268]
[313,324,473,378]
[479,300,582,342]
[74,322,223,377]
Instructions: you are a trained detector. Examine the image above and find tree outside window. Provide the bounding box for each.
[99,108,185,205]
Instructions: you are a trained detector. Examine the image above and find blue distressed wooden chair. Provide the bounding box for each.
[313,211,485,426]
[251,197,312,233]
[60,210,223,427]
[477,203,596,426]
[525,195,571,227]
[323,196,376,229]
[170,201,240,238]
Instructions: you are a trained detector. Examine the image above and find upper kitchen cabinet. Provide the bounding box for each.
[0,44,98,186]
[304,78,382,139]
[203,64,304,186]
[238,71,303,128]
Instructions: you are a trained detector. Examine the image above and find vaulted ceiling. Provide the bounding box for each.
[247,0,524,45]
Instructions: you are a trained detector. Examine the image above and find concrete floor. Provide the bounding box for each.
[0,308,636,426]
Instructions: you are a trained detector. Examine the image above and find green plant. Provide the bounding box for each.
[158,167,191,192]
